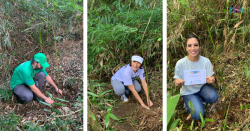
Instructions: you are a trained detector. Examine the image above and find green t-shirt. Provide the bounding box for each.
[10,61,48,90]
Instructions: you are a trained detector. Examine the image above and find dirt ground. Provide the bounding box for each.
[106,70,163,131]
[110,88,162,131]
[0,40,83,127]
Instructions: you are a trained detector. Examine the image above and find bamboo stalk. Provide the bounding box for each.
[198,0,226,117]
[52,24,60,93]
[141,0,156,107]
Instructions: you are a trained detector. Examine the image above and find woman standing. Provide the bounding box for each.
[111,54,153,109]
[174,34,218,120]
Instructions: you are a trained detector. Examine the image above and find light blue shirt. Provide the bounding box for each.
[111,64,145,86]
[174,56,214,95]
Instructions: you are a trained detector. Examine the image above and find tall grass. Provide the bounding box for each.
[88,0,162,80]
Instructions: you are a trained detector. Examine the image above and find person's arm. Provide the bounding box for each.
[45,75,62,95]
[29,84,54,104]
[127,84,150,109]
[141,79,153,107]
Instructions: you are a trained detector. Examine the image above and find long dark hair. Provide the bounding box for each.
[129,53,143,69]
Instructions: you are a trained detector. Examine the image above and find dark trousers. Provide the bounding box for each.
[13,72,45,102]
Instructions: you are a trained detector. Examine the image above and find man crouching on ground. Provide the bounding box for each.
[10,53,62,104]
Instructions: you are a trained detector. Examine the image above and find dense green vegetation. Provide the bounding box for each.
[167,0,250,130]
[88,0,162,130]
[0,0,83,130]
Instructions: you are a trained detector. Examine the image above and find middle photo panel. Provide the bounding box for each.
[87,0,163,130]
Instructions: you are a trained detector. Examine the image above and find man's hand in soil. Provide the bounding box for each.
[141,103,150,110]
[55,88,63,95]
[45,97,54,104]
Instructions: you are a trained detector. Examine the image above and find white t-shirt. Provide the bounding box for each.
[111,64,145,86]
[173,56,214,95]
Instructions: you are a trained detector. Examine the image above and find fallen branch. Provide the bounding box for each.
[234,116,250,131]
[54,108,82,117]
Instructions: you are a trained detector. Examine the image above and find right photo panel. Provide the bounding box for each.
[167,0,249,130]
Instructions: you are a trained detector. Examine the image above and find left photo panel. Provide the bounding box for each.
[0,1,83,130]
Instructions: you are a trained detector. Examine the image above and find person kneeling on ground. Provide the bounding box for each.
[10,53,62,104]
[111,53,153,110]
[173,34,218,120]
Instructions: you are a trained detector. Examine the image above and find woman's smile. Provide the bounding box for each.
[186,38,200,57]
[131,61,141,72]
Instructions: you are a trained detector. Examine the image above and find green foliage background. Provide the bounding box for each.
[88,0,162,80]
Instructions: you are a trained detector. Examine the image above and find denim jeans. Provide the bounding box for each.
[182,83,218,120]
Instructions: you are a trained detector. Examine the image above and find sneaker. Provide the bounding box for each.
[183,102,187,111]
[121,94,128,102]
[125,89,130,95]
[202,101,207,105]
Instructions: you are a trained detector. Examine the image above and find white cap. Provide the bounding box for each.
[131,55,143,64]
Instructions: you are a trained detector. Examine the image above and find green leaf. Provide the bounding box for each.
[52,109,62,114]
[205,119,216,121]
[189,120,194,130]
[170,119,180,131]
[200,112,205,129]
[167,94,180,125]
[54,98,69,102]
[223,9,228,12]
[46,91,53,100]
[109,113,118,120]
[91,114,96,120]
[188,100,195,112]
[87,91,99,97]
[240,105,244,110]
[107,106,112,114]
[56,117,64,125]
[105,113,110,128]
[44,109,51,112]
[157,38,162,41]
[245,104,250,109]
[100,90,113,97]
[53,103,67,106]
[35,126,43,131]
[39,101,52,107]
